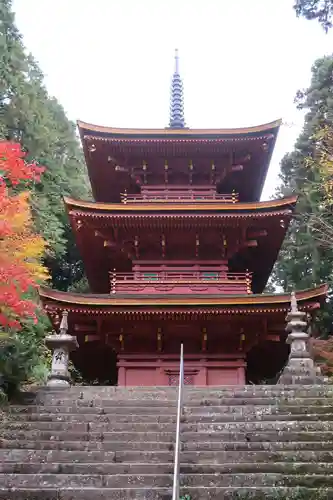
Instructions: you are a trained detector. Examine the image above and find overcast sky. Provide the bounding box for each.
[12,0,333,199]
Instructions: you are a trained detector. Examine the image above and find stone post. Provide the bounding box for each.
[278,293,326,385]
[45,311,78,387]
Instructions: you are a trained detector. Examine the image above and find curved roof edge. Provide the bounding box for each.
[77,119,282,137]
[64,195,298,213]
[39,284,327,307]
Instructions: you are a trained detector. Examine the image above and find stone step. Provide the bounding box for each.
[0,430,175,442]
[21,391,332,400]
[29,383,333,390]
[184,397,333,406]
[2,448,333,464]
[28,399,177,407]
[1,422,177,432]
[187,413,333,422]
[6,405,333,420]
[8,400,333,416]
[25,386,333,397]
[4,419,333,437]
[1,461,333,475]
[26,392,333,405]
[190,420,333,432]
[4,411,333,425]
[2,439,333,453]
[185,404,333,415]
[0,486,330,500]
[11,396,333,407]
[183,430,333,442]
[7,405,177,415]
[0,422,333,443]
[4,386,333,500]
[183,440,333,451]
[0,439,173,451]
[4,413,178,424]
[1,472,333,488]
[3,418,333,433]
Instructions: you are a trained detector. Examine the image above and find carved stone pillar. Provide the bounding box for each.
[45,311,78,387]
[278,293,326,385]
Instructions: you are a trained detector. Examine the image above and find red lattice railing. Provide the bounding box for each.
[109,270,252,295]
[120,191,238,203]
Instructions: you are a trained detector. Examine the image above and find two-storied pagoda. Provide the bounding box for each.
[40,51,327,386]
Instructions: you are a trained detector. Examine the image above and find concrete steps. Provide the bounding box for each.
[1,385,333,498]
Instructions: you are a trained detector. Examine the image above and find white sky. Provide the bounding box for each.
[12,0,333,200]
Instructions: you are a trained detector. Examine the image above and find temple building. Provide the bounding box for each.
[39,51,327,386]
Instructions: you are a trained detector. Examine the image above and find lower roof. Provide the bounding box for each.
[39,284,327,309]
[65,195,297,213]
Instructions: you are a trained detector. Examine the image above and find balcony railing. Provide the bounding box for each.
[109,271,252,295]
[120,191,238,204]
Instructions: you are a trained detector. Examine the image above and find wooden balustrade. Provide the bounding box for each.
[120,191,238,203]
[109,270,252,295]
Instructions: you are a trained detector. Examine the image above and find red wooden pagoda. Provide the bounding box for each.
[39,52,327,386]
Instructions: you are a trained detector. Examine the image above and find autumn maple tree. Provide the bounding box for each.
[0,141,48,329]
[311,338,333,377]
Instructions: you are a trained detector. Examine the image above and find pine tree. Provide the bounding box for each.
[0,0,91,291]
[294,0,333,31]
[273,55,333,334]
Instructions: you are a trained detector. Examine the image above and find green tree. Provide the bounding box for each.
[294,0,333,31]
[273,55,333,334]
[0,0,90,393]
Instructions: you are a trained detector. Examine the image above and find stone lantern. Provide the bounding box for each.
[45,310,78,387]
[278,292,326,384]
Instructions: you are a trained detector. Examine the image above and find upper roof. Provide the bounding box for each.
[77,119,282,138]
[77,119,281,203]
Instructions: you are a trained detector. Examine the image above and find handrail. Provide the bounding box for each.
[172,343,184,500]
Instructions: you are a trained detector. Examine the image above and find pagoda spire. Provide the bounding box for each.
[169,49,186,129]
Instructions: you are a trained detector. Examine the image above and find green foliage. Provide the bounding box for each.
[67,275,90,293]
[294,0,333,31]
[0,0,91,292]
[273,55,333,335]
[0,1,91,390]
[0,335,34,397]
[68,360,84,385]
[263,278,276,294]
[0,310,51,397]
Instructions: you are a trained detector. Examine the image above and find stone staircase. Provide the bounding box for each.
[1,386,333,499]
